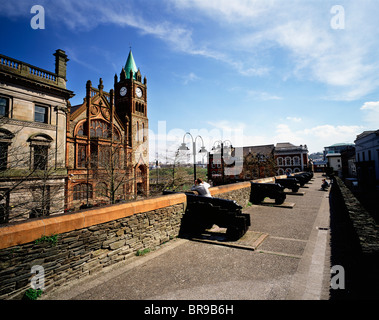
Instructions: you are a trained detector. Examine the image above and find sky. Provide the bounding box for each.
[1,0,379,162]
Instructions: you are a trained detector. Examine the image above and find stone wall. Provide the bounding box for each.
[0,194,186,299]
[329,177,379,299]
[0,179,262,300]
[209,181,252,208]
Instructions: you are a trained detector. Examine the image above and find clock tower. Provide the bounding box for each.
[114,50,149,196]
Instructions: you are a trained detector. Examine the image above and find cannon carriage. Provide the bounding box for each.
[163,190,251,241]
[250,182,286,205]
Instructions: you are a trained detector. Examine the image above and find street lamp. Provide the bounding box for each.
[178,132,208,181]
[211,140,233,184]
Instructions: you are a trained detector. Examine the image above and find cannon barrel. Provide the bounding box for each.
[275,177,300,192]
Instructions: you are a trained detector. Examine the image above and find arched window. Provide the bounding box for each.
[293,156,300,166]
[277,157,283,166]
[285,157,291,166]
[136,122,139,141]
[91,120,111,139]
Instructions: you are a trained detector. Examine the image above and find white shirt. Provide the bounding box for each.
[191,182,212,197]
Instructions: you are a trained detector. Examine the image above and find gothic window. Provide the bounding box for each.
[96,182,107,198]
[113,128,121,142]
[98,145,111,167]
[73,183,93,201]
[77,144,86,168]
[77,122,86,136]
[90,120,111,139]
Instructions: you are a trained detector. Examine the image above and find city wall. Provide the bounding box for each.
[0,177,271,300]
[329,176,379,299]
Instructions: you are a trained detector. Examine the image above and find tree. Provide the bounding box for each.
[91,144,135,205]
[0,117,66,223]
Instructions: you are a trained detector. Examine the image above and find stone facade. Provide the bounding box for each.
[0,50,74,223]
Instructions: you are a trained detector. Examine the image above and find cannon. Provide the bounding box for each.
[275,177,300,192]
[250,182,286,205]
[292,172,313,186]
[163,190,251,241]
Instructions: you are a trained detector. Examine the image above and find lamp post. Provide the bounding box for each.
[211,140,233,184]
[178,132,207,181]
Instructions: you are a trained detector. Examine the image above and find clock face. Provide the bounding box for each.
[136,87,143,98]
[120,87,127,96]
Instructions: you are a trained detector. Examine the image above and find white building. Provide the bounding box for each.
[326,153,342,177]
[354,130,379,186]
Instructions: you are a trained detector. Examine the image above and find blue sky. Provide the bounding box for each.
[1,0,379,162]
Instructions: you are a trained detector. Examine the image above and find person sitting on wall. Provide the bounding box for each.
[321,179,329,191]
[191,178,212,197]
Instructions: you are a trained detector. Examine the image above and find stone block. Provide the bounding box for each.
[109,240,126,250]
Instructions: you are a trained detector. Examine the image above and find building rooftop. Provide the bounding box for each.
[124,50,138,80]
[275,142,308,151]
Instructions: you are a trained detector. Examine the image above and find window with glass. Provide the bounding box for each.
[73,183,93,201]
[33,145,48,170]
[34,105,48,123]
[77,144,87,168]
[0,143,8,170]
[90,120,111,139]
[0,97,9,117]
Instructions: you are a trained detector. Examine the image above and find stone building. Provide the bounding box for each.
[274,142,309,175]
[65,50,149,210]
[354,130,379,188]
[0,50,74,223]
[208,144,276,185]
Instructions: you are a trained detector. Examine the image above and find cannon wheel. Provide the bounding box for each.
[251,195,264,204]
[226,216,247,241]
[275,194,286,205]
[291,186,299,193]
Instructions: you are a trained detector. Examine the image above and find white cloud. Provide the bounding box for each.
[178,72,200,85]
[286,117,302,122]
[247,90,282,101]
[169,0,379,100]
[360,101,379,127]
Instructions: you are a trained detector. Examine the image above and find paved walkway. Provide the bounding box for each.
[44,173,331,300]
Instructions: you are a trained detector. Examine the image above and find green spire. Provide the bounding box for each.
[124,50,138,80]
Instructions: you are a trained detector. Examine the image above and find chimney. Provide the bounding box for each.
[54,49,69,88]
